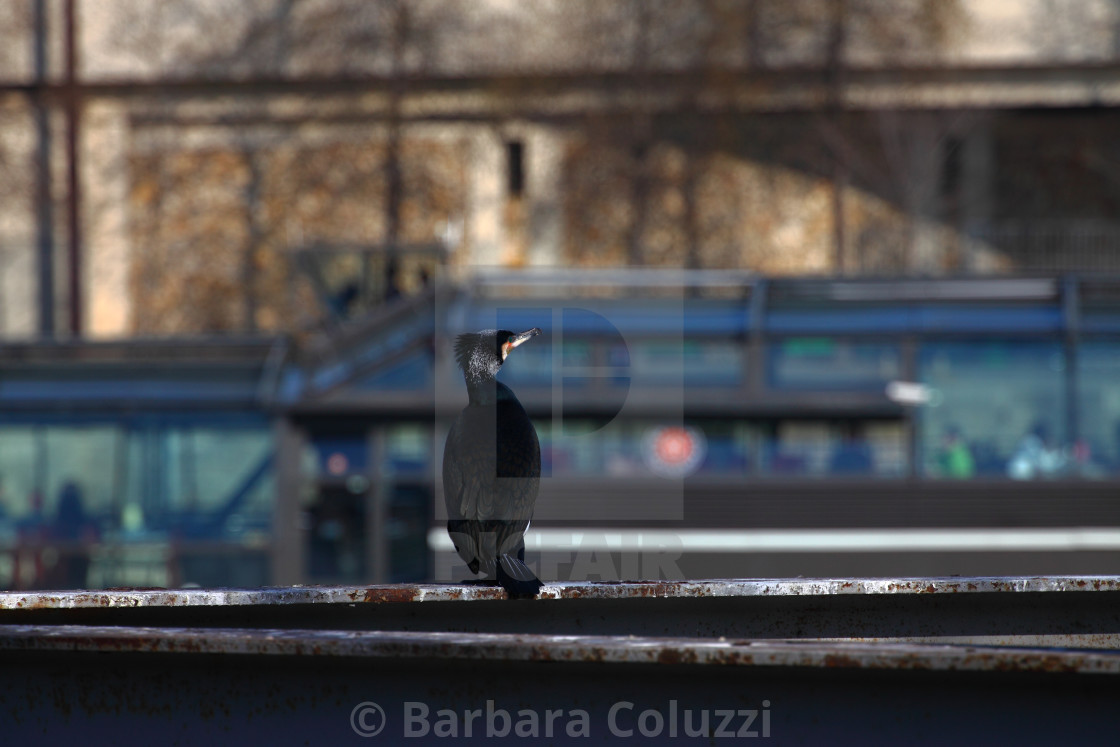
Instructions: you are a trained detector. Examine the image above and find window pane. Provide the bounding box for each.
[1078,342,1120,476]
[118,425,273,534]
[0,426,41,522]
[920,341,1066,478]
[616,340,743,386]
[540,419,750,478]
[769,338,900,390]
[189,428,273,528]
[761,420,906,478]
[42,426,118,520]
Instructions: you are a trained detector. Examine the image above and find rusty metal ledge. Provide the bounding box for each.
[2,575,1119,610]
[1,624,1118,676]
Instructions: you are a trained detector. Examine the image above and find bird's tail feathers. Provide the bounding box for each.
[497,554,543,598]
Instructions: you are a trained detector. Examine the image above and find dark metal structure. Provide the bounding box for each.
[0,576,1118,744]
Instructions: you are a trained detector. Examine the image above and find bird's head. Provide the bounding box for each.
[454,327,541,382]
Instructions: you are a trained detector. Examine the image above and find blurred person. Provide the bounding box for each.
[936,426,975,479]
[1007,422,1066,480]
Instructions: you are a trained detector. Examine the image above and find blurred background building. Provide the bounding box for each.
[0,0,1119,589]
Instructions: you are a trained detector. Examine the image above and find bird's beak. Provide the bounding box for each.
[509,328,541,349]
[502,328,541,359]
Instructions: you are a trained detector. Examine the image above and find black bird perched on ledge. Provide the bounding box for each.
[443,327,543,597]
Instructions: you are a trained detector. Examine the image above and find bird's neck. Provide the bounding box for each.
[465,378,514,406]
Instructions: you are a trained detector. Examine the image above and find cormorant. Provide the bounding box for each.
[443,327,543,597]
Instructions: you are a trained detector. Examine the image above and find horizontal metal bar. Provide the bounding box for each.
[819,634,1120,649]
[1,625,1117,675]
[431,528,1120,553]
[2,578,1116,644]
[2,576,1119,612]
[472,267,757,288]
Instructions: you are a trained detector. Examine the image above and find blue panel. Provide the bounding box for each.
[766,305,1064,334]
[914,306,1063,332]
[0,376,261,404]
[766,308,914,333]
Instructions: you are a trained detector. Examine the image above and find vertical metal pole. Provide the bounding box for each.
[64,0,82,336]
[272,418,306,585]
[33,0,54,338]
[367,426,389,584]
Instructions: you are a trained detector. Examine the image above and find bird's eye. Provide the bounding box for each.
[507,335,515,343]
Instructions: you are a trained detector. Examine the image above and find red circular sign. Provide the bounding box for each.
[643,425,706,477]
[655,427,694,465]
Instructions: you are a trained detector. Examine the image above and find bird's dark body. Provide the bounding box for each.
[443,329,544,597]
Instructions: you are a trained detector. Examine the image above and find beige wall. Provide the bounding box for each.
[1,1,1119,335]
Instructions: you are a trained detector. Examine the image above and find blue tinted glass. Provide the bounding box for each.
[919,341,1066,479]
[1077,342,1120,476]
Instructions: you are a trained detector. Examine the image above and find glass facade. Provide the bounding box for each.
[0,416,273,589]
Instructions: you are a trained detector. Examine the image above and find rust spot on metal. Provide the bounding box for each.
[823,653,864,669]
[656,647,698,665]
[358,587,421,604]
